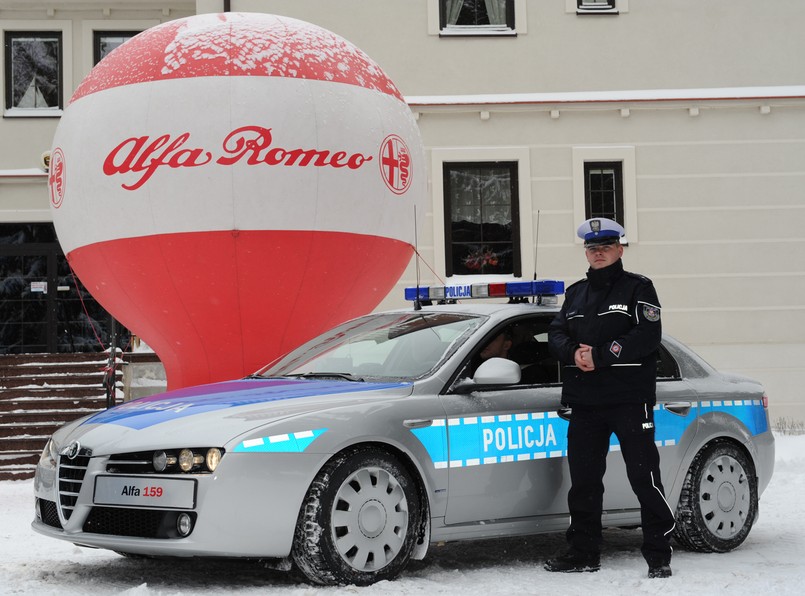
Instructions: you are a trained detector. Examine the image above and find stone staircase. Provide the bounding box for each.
[0,353,124,481]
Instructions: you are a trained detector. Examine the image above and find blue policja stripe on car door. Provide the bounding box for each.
[411,401,766,469]
[412,413,571,470]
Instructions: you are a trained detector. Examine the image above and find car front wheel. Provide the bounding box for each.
[292,447,422,585]
[674,440,758,552]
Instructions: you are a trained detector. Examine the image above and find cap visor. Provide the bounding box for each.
[584,236,620,247]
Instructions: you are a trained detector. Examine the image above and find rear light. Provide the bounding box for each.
[762,393,769,408]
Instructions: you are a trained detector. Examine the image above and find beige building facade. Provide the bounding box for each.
[1,1,804,421]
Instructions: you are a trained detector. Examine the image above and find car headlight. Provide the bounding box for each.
[205,448,222,472]
[146,447,224,473]
[178,449,195,472]
[153,450,168,472]
[38,438,58,469]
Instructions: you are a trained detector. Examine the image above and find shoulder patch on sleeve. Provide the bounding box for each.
[642,304,661,322]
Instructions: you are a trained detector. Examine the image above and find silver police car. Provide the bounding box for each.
[32,280,774,586]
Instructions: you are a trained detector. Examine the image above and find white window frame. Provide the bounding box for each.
[572,146,638,244]
[2,20,71,118]
[432,146,533,280]
[428,0,528,37]
[81,20,159,80]
[567,0,628,15]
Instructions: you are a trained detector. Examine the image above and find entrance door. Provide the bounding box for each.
[0,223,127,354]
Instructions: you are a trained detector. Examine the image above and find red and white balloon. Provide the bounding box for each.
[49,13,425,389]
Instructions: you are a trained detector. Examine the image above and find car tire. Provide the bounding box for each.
[291,446,422,586]
[673,440,758,552]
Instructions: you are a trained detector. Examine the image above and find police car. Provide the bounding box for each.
[32,280,774,586]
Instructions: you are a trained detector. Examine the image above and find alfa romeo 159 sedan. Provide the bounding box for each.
[32,280,774,586]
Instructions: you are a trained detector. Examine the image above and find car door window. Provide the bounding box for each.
[657,343,681,380]
[454,314,561,388]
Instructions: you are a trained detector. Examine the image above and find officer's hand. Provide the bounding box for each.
[575,344,595,372]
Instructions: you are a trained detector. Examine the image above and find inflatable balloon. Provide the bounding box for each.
[48,13,425,389]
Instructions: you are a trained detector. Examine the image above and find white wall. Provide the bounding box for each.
[231,0,805,96]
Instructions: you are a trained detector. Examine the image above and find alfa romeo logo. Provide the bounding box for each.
[62,440,81,460]
[49,147,66,208]
[379,134,412,195]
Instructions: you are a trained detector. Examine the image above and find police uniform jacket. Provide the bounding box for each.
[548,258,662,407]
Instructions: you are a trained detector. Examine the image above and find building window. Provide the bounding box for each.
[443,162,521,276]
[440,0,514,34]
[584,161,624,226]
[0,223,129,354]
[567,0,625,14]
[578,0,616,10]
[572,146,636,243]
[4,31,62,111]
[93,31,138,65]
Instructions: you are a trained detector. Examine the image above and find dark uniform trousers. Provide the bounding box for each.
[566,402,675,567]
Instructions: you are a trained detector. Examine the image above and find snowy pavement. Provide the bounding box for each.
[2,434,803,595]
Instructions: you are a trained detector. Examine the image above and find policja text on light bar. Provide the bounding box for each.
[404,280,564,302]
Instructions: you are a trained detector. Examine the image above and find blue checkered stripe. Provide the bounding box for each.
[410,400,766,470]
[412,413,569,469]
[700,399,768,436]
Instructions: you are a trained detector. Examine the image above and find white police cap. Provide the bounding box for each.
[577,217,625,247]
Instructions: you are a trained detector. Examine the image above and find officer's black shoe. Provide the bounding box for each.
[544,551,600,573]
[648,565,672,579]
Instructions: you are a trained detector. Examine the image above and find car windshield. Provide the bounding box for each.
[257,312,485,381]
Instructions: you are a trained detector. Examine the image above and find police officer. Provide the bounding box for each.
[545,217,675,579]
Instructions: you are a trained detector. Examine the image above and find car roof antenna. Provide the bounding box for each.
[532,210,541,303]
[413,205,422,311]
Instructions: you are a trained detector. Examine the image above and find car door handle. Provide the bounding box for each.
[557,407,572,421]
[664,402,693,416]
[403,419,433,429]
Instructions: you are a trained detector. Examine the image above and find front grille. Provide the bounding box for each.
[83,507,197,539]
[38,498,63,529]
[106,451,154,474]
[57,450,91,521]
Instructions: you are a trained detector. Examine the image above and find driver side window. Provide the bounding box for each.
[463,315,561,386]
[507,320,560,385]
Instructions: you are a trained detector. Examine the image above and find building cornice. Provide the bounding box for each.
[0,169,48,184]
[406,85,805,108]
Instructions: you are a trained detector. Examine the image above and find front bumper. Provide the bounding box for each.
[32,449,324,558]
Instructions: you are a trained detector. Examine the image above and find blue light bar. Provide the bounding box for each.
[404,280,564,302]
[533,280,565,296]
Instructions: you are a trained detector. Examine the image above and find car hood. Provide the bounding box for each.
[54,378,413,454]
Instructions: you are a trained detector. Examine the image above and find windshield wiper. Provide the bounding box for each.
[286,372,365,382]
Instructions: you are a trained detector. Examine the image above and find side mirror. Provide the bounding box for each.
[453,357,521,394]
[474,357,522,384]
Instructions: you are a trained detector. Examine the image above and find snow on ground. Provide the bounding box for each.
[2,434,803,596]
